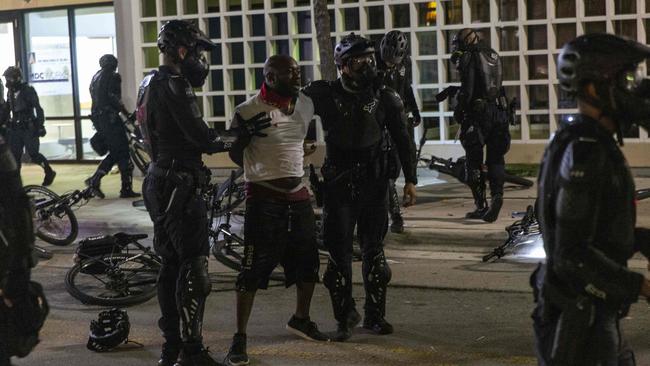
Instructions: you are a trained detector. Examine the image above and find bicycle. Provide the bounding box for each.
[65,232,161,306]
[25,184,98,246]
[124,114,151,175]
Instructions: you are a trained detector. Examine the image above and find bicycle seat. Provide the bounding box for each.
[113,232,148,245]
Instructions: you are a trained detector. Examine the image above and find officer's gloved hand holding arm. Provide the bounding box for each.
[384,90,417,206]
[166,77,230,154]
[403,62,421,127]
[27,87,46,137]
[553,140,650,305]
[227,111,272,167]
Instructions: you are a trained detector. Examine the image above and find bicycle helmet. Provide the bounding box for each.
[157,20,216,58]
[99,54,118,71]
[334,33,375,68]
[87,308,130,352]
[380,31,408,65]
[3,66,23,89]
[451,28,480,53]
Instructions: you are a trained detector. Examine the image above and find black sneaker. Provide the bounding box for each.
[159,342,181,366]
[482,194,503,223]
[43,169,56,186]
[226,333,249,366]
[174,348,224,366]
[363,317,394,335]
[286,315,329,341]
[465,207,488,219]
[331,309,361,342]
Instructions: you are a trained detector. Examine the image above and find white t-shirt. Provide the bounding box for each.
[231,91,315,182]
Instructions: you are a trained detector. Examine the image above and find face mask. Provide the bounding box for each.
[343,54,377,91]
[180,51,209,87]
[5,77,19,90]
[274,80,300,97]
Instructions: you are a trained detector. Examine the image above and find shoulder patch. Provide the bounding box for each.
[559,139,606,182]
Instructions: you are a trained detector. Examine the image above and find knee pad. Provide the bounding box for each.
[180,256,211,297]
[323,260,350,291]
[364,252,392,286]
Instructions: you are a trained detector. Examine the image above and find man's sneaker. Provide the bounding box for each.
[286,315,329,341]
[174,348,224,366]
[482,194,503,223]
[390,215,404,234]
[363,317,394,335]
[43,169,56,186]
[226,333,249,366]
[159,342,181,366]
[331,309,361,342]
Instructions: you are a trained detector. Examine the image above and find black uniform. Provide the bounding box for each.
[533,116,648,365]
[139,65,227,354]
[88,66,133,194]
[0,136,36,364]
[377,55,419,232]
[303,78,416,329]
[456,43,510,217]
[4,83,54,177]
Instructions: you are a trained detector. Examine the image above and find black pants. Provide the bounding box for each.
[460,113,510,196]
[93,112,132,180]
[142,172,209,343]
[6,128,48,171]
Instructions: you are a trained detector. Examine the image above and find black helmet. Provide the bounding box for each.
[157,20,216,58]
[334,33,375,67]
[99,54,118,70]
[380,31,408,65]
[3,66,23,88]
[87,308,130,352]
[452,28,479,52]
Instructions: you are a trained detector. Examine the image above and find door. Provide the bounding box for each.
[0,13,20,99]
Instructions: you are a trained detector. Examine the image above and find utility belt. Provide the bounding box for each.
[321,157,383,201]
[148,161,211,218]
[7,117,36,130]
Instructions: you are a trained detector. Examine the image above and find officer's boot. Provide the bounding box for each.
[159,339,181,366]
[362,252,393,335]
[119,169,141,198]
[323,260,361,342]
[39,160,56,186]
[388,182,404,233]
[85,170,106,199]
[465,169,488,219]
[482,164,505,223]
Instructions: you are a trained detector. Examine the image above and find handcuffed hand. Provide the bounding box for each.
[403,182,417,207]
[38,127,47,137]
[236,111,272,139]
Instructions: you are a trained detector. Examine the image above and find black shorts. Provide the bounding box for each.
[237,198,320,291]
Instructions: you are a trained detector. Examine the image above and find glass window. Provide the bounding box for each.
[300,65,314,85]
[623,125,640,138]
[210,70,223,91]
[527,0,545,19]
[446,117,459,140]
[555,24,575,49]
[25,10,74,118]
[422,117,441,141]
[614,20,637,40]
[205,0,219,12]
[503,85,520,105]
[231,69,245,90]
[74,7,117,118]
[162,0,177,16]
[272,0,287,8]
[227,0,242,11]
[528,55,548,79]
[475,28,491,48]
[584,22,606,34]
[210,44,222,65]
[143,47,159,68]
[296,0,310,5]
[470,0,490,23]
[368,7,385,30]
[207,17,220,39]
[249,0,264,9]
[445,29,456,53]
[417,1,437,26]
[299,39,313,61]
[528,85,548,109]
[444,0,463,25]
[556,85,576,109]
[272,13,288,35]
[527,25,547,50]
[253,67,264,88]
[251,41,266,64]
[141,0,156,17]
[392,4,410,28]
[250,14,265,37]
[329,9,336,32]
[233,94,247,109]
[210,96,225,117]
[344,8,360,31]
[445,60,460,82]
[529,114,550,139]
[555,0,575,18]
[502,56,520,80]
[419,89,440,112]
[499,0,517,21]
[275,40,289,55]
[418,60,438,84]
[417,32,437,55]
[184,0,198,14]
[615,0,636,14]
[0,22,16,75]
[584,0,605,16]
[229,16,243,38]
[297,11,311,34]
[509,120,521,140]
[230,43,244,64]
[142,21,157,43]
[499,26,519,51]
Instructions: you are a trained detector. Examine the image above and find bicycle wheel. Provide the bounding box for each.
[504,173,534,188]
[65,253,160,306]
[211,236,285,282]
[25,185,79,246]
[130,142,151,175]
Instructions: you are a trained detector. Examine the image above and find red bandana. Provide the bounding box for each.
[260,83,293,110]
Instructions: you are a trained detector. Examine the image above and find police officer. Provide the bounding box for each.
[303,33,417,341]
[85,54,140,199]
[0,135,36,364]
[452,29,510,222]
[533,33,650,365]
[0,79,8,135]
[377,30,420,234]
[139,20,229,366]
[2,67,56,186]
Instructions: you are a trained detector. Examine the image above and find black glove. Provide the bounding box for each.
[452,107,463,125]
[37,127,46,137]
[411,110,422,127]
[236,111,272,140]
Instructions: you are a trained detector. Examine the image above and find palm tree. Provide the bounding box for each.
[313,0,337,81]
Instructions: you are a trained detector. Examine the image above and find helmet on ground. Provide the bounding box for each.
[87,308,130,352]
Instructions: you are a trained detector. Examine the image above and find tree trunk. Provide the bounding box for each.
[313,0,337,81]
